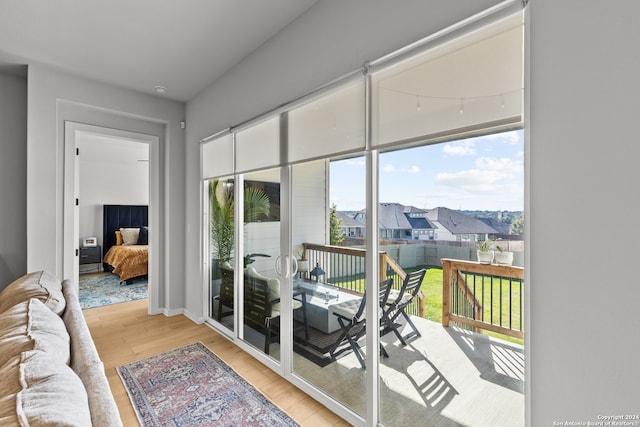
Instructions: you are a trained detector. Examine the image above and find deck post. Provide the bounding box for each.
[442,259,451,327]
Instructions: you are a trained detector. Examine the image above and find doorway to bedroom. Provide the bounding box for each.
[76,131,150,309]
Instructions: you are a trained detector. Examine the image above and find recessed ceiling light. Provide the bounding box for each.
[154,85,168,95]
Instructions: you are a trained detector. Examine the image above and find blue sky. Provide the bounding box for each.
[330,129,524,212]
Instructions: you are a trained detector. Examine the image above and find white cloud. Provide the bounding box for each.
[436,169,523,195]
[475,157,523,173]
[382,164,396,173]
[403,165,420,174]
[442,140,476,156]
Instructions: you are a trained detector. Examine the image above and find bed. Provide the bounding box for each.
[102,205,148,284]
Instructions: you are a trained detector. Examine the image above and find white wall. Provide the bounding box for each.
[186,0,640,424]
[528,0,640,424]
[26,64,185,311]
[78,141,149,248]
[0,70,27,289]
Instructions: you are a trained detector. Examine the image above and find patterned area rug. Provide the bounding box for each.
[79,273,147,309]
[117,342,299,427]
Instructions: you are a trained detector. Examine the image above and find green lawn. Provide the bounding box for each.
[332,265,524,346]
[405,266,524,345]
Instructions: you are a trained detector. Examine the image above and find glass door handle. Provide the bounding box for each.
[275,255,298,278]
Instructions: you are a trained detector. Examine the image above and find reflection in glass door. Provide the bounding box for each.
[242,169,282,362]
[208,176,235,334]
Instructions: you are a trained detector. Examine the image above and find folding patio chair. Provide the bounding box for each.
[381,269,427,346]
[329,279,394,369]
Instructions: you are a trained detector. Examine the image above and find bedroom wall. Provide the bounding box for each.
[78,138,149,261]
[185,0,640,424]
[0,70,27,290]
[26,64,185,311]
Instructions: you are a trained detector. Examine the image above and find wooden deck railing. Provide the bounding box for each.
[441,258,524,339]
[303,243,424,317]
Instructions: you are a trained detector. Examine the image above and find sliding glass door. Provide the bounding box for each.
[241,168,283,362]
[201,8,524,425]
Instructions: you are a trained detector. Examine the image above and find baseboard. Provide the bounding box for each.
[163,307,185,317]
[183,308,204,324]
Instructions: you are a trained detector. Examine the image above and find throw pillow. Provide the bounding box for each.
[119,227,140,245]
[137,226,148,245]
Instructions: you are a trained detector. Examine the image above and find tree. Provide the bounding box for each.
[329,204,344,245]
[510,214,524,235]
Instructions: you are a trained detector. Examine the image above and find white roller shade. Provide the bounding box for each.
[373,15,523,147]
[235,117,280,173]
[288,81,366,163]
[202,133,233,179]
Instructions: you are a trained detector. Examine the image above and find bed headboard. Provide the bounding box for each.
[102,204,148,257]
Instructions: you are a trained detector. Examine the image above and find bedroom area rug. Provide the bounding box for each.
[117,342,299,427]
[79,273,148,309]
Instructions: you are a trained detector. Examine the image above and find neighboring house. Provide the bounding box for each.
[424,206,497,243]
[348,204,496,242]
[336,211,365,237]
[376,203,435,240]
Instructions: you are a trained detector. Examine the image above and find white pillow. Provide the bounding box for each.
[119,228,140,245]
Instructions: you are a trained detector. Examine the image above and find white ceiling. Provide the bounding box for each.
[0,0,318,102]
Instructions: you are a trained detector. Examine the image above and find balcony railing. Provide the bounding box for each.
[441,258,524,339]
[302,243,424,317]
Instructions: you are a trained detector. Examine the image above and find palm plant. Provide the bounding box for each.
[209,179,270,264]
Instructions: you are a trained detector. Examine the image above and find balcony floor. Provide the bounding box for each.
[292,316,524,426]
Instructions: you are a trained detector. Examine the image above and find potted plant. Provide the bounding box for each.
[494,245,514,266]
[209,179,270,291]
[476,240,495,264]
[296,246,309,274]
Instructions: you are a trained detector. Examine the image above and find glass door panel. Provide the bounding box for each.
[208,176,235,333]
[242,168,282,362]
[291,156,366,418]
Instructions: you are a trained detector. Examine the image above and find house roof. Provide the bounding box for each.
[425,207,498,235]
[378,203,412,230]
[336,211,364,228]
[478,217,511,235]
[378,203,435,231]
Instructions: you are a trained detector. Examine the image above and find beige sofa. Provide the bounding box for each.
[0,271,122,426]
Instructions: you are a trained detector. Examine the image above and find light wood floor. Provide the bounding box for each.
[83,298,350,427]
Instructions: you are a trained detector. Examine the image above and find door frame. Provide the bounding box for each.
[63,122,160,313]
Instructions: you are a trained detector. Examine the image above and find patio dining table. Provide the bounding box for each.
[293,279,361,334]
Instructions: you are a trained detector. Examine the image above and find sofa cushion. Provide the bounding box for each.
[0,299,70,368]
[0,351,92,426]
[0,271,65,316]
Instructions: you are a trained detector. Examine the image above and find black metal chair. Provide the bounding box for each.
[329,279,394,369]
[381,269,427,345]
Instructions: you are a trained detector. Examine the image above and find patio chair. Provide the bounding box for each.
[217,264,235,321]
[381,269,427,346]
[329,279,394,369]
[244,266,309,355]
